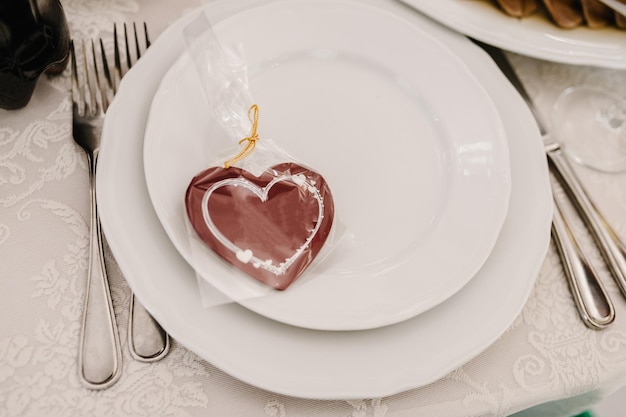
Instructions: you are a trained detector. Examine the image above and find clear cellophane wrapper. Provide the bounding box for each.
[181,12,344,307]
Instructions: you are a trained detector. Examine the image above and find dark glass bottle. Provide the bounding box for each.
[0,0,70,110]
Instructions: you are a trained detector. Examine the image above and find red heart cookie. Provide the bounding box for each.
[185,162,334,290]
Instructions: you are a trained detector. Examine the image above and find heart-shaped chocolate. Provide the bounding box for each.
[185,162,334,290]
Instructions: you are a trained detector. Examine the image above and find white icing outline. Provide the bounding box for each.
[201,174,325,275]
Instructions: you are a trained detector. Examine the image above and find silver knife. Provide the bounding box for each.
[474,40,617,327]
[552,196,615,329]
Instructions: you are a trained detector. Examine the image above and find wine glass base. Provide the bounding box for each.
[552,86,626,173]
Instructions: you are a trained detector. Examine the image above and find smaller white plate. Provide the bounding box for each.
[143,0,511,331]
[401,0,626,69]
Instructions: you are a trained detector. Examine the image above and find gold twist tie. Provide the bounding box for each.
[224,104,260,169]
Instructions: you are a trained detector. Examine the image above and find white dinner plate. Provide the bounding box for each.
[400,0,626,69]
[143,0,511,330]
[97,0,552,399]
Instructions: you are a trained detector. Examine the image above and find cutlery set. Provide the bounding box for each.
[475,40,625,330]
[71,23,169,390]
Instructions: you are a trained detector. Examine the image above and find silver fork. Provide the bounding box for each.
[72,37,122,389]
[111,23,170,364]
[73,24,169,390]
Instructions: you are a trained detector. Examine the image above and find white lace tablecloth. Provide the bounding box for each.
[2,1,626,416]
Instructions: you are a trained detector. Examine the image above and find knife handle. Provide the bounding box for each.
[551,196,615,329]
[547,146,626,297]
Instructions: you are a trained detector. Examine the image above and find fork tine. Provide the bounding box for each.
[99,38,114,93]
[144,22,151,48]
[81,39,97,117]
[90,39,110,112]
[70,40,83,115]
[113,24,122,93]
[133,22,141,60]
[89,40,100,109]
[123,23,132,69]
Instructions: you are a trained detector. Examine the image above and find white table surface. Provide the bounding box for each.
[2,0,626,416]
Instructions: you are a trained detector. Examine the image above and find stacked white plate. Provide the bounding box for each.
[97,0,553,399]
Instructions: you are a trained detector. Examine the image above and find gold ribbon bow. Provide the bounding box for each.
[224,104,260,169]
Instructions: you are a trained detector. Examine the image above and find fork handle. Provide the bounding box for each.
[551,196,615,329]
[78,154,122,389]
[129,294,170,362]
[547,146,626,297]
